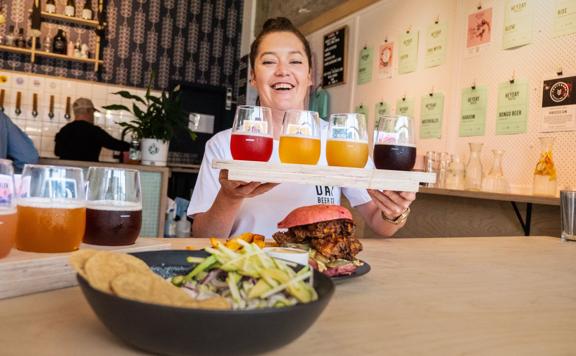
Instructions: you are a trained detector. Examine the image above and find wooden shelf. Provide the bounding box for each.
[419,186,560,206]
[0,45,33,55]
[40,11,100,28]
[35,50,102,64]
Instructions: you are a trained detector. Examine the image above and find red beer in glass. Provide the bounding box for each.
[230,105,273,162]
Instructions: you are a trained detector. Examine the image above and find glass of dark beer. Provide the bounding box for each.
[84,167,142,245]
[373,115,416,171]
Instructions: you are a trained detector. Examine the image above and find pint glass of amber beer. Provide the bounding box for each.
[84,167,142,245]
[0,159,17,258]
[326,113,369,168]
[16,165,86,253]
[279,110,321,165]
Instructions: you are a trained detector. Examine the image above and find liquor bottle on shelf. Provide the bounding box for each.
[46,0,57,14]
[52,29,67,54]
[82,1,93,20]
[26,35,41,49]
[74,40,81,57]
[43,35,52,52]
[5,25,14,46]
[64,0,76,17]
[67,40,74,56]
[16,28,25,48]
[80,43,89,58]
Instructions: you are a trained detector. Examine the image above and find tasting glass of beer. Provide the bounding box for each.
[84,167,142,245]
[16,165,86,253]
[0,159,17,258]
[230,105,274,162]
[279,110,321,165]
[326,113,369,168]
[374,115,416,171]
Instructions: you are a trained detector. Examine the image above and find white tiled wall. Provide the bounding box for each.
[0,70,155,162]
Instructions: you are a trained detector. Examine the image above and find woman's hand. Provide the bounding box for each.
[367,189,415,220]
[219,169,278,200]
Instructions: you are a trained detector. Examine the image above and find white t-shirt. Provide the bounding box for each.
[188,123,373,238]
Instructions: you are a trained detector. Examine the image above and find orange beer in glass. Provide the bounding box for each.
[0,159,17,258]
[279,110,321,165]
[16,165,86,253]
[326,113,369,168]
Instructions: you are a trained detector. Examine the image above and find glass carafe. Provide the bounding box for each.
[533,137,557,196]
[465,142,483,191]
[445,154,465,190]
[482,149,509,193]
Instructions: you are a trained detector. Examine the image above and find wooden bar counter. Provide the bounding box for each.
[1,236,576,355]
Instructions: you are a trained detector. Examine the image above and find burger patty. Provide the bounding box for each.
[272,219,362,261]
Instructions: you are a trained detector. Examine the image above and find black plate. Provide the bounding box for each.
[77,250,334,356]
[330,260,371,282]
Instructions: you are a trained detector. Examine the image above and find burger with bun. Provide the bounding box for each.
[272,205,363,277]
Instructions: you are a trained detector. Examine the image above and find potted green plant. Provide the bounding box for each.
[103,73,195,166]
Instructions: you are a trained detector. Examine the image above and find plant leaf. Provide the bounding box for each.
[102,104,131,112]
[112,91,145,104]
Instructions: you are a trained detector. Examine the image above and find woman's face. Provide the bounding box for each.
[251,31,311,112]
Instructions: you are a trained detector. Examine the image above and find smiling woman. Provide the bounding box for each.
[187,17,417,240]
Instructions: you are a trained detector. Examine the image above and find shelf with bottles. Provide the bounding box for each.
[0,39,103,68]
[40,11,99,28]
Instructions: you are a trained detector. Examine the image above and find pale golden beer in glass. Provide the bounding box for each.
[16,165,86,253]
[279,110,321,165]
[326,140,369,168]
[326,113,369,168]
[16,200,86,252]
[0,159,17,258]
[279,136,321,165]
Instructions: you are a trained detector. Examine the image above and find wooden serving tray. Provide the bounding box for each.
[212,160,436,192]
[0,238,171,300]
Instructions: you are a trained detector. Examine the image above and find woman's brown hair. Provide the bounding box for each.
[249,17,312,71]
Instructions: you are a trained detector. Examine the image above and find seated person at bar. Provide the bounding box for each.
[0,111,39,172]
[54,98,130,162]
[188,17,416,238]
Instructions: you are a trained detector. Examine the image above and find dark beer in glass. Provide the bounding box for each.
[84,167,142,245]
[374,115,416,171]
[373,144,416,171]
[84,202,142,245]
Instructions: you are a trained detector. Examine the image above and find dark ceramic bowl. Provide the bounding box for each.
[77,250,334,356]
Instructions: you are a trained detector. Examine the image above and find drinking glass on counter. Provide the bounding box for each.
[230,105,274,162]
[279,110,321,165]
[0,159,17,258]
[16,165,86,253]
[326,113,369,168]
[84,167,142,246]
[373,115,416,171]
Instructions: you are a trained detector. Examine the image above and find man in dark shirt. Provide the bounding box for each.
[54,98,130,162]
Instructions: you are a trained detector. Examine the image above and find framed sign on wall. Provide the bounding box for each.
[322,26,348,88]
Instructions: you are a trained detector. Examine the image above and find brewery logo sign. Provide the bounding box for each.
[540,75,576,132]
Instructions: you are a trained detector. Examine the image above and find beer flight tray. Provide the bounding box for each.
[212,160,436,192]
[0,238,171,300]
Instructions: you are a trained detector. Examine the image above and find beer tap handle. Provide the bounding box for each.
[48,95,55,119]
[64,96,71,120]
[15,91,22,116]
[0,89,5,112]
[32,93,38,118]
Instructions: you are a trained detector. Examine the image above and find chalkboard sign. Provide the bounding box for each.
[322,26,348,88]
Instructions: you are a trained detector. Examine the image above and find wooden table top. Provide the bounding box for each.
[1,236,575,355]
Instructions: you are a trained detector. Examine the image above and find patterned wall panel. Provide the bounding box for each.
[0,0,243,94]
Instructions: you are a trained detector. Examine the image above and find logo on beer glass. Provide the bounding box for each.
[0,175,13,206]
